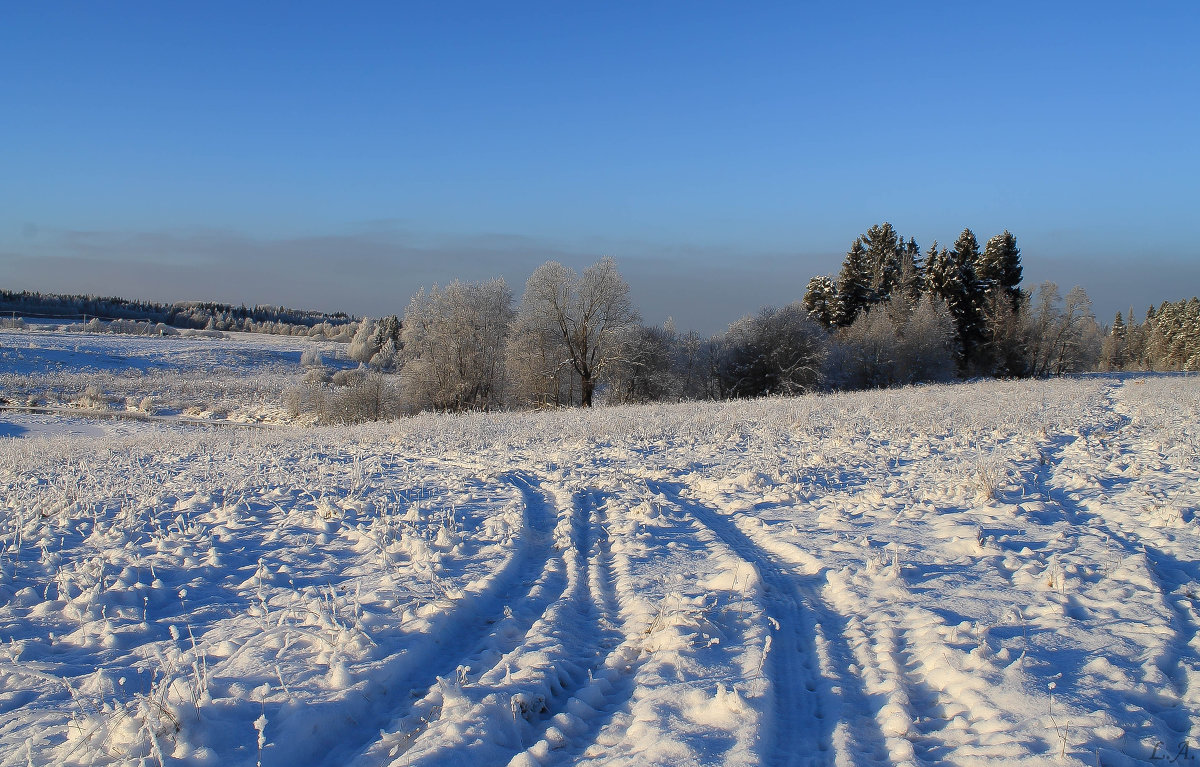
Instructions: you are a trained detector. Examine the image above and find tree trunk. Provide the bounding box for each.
[581,376,595,407]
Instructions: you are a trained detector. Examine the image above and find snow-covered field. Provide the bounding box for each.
[2,330,1199,766]
[0,328,352,425]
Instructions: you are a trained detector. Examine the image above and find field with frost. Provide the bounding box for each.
[0,327,353,428]
[1,330,1199,766]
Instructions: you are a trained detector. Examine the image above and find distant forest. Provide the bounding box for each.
[0,289,355,336]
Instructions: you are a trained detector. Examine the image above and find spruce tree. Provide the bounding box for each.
[1101,311,1128,370]
[861,223,903,300]
[979,231,1023,312]
[896,237,924,303]
[923,243,952,303]
[834,240,874,326]
[950,228,986,370]
[1111,311,1127,341]
[802,275,838,329]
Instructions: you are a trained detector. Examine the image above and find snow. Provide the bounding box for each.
[0,327,354,427]
[1,330,1199,766]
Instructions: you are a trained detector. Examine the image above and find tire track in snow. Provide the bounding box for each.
[1034,383,1200,747]
[393,484,640,766]
[289,472,565,767]
[510,488,640,765]
[651,482,891,767]
[865,605,1030,765]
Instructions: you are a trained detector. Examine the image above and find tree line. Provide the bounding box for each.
[265,224,1200,421]
[0,289,355,337]
[294,223,1117,419]
[1099,298,1200,372]
[9,225,1192,420]
[805,223,1064,378]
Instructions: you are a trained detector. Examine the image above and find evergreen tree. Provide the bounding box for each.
[979,231,1023,312]
[1100,310,1128,370]
[802,275,838,329]
[1112,311,1127,342]
[949,228,986,371]
[861,222,904,299]
[834,241,874,326]
[1124,307,1147,369]
[925,241,969,370]
[1185,298,1200,371]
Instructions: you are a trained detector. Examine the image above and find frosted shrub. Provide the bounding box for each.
[300,346,324,370]
[322,373,402,423]
[283,372,402,423]
[303,367,330,385]
[331,368,365,387]
[76,384,115,410]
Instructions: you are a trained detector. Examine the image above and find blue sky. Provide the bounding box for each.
[2,2,1197,333]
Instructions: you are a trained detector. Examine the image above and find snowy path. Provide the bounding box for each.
[314,472,566,767]
[1028,383,1200,755]
[654,481,892,767]
[367,481,638,767]
[652,483,827,766]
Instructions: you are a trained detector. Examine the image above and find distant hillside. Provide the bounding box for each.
[0,289,356,335]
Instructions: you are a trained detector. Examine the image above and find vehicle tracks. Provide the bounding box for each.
[291,472,565,767]
[650,481,891,767]
[388,483,639,766]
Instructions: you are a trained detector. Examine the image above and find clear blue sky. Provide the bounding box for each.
[2,1,1197,333]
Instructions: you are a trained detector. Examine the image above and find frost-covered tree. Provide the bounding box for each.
[606,323,676,404]
[672,328,719,400]
[511,257,639,407]
[802,275,838,329]
[1144,298,1200,371]
[826,305,898,389]
[861,222,905,300]
[978,231,1023,312]
[825,295,956,389]
[811,223,926,331]
[347,315,402,370]
[717,303,826,398]
[834,241,874,327]
[400,279,513,411]
[372,338,400,372]
[348,318,378,363]
[504,312,574,409]
[1028,283,1101,376]
[899,294,959,383]
[924,229,986,372]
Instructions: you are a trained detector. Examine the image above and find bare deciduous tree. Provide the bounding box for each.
[825,294,956,389]
[400,278,513,411]
[512,257,639,407]
[1028,282,1101,376]
[717,303,826,398]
